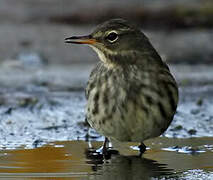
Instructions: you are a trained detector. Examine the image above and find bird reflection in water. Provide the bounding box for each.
[85,148,174,180]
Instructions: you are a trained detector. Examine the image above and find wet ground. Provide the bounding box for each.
[0,63,212,179]
[0,0,213,178]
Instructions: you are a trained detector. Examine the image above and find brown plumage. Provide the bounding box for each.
[65,19,178,156]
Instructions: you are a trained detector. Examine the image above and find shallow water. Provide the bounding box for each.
[0,138,212,180]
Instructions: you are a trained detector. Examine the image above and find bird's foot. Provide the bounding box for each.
[102,137,119,159]
[138,142,146,157]
[86,146,119,161]
[86,137,119,160]
[86,147,103,158]
[86,141,119,161]
[103,147,119,159]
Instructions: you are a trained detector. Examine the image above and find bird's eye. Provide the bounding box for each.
[106,32,118,43]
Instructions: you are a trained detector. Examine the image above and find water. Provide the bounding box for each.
[0,138,212,179]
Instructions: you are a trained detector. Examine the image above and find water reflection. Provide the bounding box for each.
[86,152,174,180]
[0,138,212,179]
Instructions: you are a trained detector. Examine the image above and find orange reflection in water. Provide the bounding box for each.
[0,138,212,180]
[0,141,93,179]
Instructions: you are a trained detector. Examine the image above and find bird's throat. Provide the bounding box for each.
[90,46,116,68]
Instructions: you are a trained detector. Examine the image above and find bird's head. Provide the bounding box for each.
[65,19,157,67]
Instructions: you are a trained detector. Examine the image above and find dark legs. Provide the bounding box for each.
[103,137,109,155]
[102,137,119,159]
[138,142,146,157]
[87,137,145,159]
[104,138,146,157]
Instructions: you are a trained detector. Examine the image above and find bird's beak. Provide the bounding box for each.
[65,35,97,45]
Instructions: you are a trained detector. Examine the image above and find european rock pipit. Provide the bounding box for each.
[65,19,178,156]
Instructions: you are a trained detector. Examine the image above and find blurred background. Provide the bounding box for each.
[0,0,213,147]
[1,0,213,65]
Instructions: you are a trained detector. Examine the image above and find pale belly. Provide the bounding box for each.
[86,84,173,142]
[86,64,178,143]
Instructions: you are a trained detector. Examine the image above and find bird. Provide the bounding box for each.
[65,18,178,157]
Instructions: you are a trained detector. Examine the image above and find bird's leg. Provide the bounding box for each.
[102,137,109,155]
[138,142,146,157]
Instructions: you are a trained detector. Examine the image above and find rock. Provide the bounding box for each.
[196,98,203,106]
[188,129,197,135]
